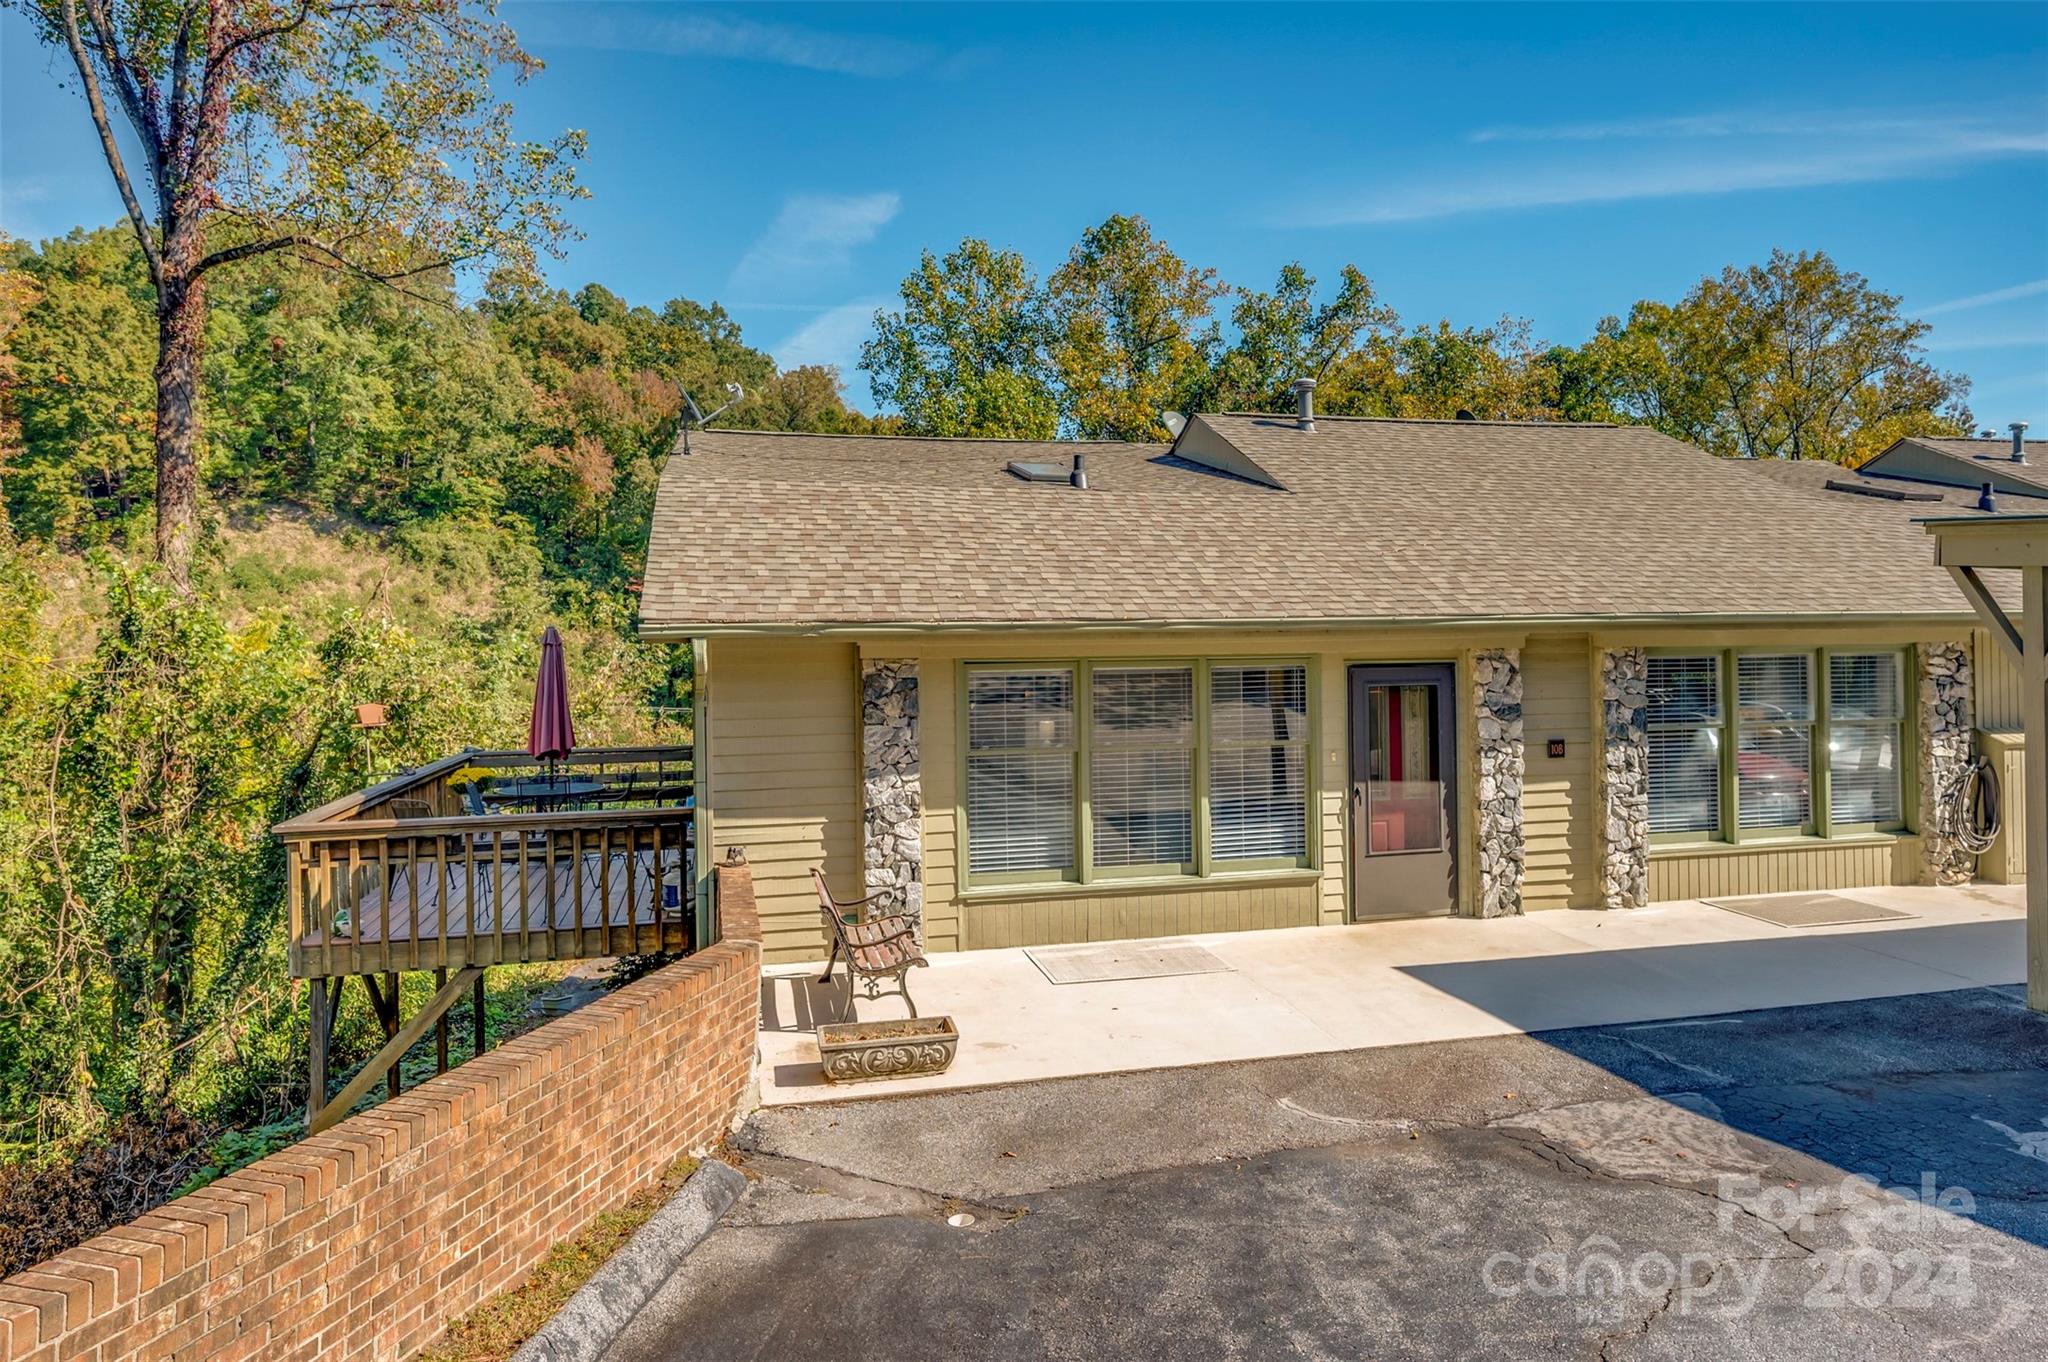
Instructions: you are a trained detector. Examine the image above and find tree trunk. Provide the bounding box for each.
[154,270,205,586]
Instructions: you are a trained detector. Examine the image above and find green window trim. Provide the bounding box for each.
[1646,645,1914,848]
[958,656,1318,893]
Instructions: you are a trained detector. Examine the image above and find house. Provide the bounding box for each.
[640,394,2034,964]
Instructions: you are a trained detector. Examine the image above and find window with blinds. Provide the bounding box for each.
[1645,647,1912,843]
[963,659,1315,884]
[1828,652,1904,828]
[1209,664,1309,861]
[1646,655,1721,836]
[1090,667,1195,869]
[966,669,1076,875]
[1737,654,1813,831]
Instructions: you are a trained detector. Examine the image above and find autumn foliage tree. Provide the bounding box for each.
[8,0,587,583]
[1591,249,1970,463]
[863,221,1969,460]
[860,239,1060,439]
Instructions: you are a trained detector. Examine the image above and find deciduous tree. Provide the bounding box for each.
[1045,215,1225,441]
[1591,249,1970,462]
[1208,263,1396,414]
[861,239,1058,438]
[8,0,586,582]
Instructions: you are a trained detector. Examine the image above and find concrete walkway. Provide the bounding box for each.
[758,883,2027,1103]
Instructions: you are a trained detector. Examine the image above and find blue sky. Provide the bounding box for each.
[5,2,2048,421]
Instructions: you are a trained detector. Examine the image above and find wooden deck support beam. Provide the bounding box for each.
[310,966,484,1135]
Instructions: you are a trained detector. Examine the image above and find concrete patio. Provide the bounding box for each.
[757,883,2028,1104]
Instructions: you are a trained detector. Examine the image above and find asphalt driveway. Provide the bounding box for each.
[604,986,2048,1360]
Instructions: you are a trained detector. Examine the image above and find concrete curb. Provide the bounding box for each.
[511,1159,749,1362]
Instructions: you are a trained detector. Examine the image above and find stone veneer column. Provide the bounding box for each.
[1598,648,1651,909]
[1918,642,1975,887]
[861,660,925,939]
[1471,648,1526,918]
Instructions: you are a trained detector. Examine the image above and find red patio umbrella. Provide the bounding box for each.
[528,625,577,773]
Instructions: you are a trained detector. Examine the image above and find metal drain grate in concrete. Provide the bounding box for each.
[1024,939,1234,985]
[1705,892,1915,929]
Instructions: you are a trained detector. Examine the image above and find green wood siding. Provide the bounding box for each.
[1649,835,1922,901]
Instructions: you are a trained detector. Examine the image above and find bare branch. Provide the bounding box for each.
[208,0,323,73]
[83,0,167,192]
[195,231,466,306]
[57,0,162,287]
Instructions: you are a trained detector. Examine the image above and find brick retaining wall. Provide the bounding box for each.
[0,862,763,1362]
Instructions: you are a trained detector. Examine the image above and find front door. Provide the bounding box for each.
[1349,664,1457,919]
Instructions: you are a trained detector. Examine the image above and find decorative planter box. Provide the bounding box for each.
[817,1016,959,1083]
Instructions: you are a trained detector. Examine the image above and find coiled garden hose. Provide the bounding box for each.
[1937,754,2002,859]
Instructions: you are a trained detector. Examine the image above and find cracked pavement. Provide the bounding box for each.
[601,986,2048,1360]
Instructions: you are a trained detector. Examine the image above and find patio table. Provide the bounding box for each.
[480,778,610,811]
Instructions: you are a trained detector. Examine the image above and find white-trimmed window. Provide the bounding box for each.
[963,660,1312,885]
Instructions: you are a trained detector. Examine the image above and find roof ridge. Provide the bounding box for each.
[688,428,1153,448]
[1214,411,1619,429]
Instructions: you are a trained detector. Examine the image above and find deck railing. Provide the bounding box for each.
[275,746,699,980]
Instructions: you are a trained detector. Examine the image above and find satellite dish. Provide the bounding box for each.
[1161,410,1187,438]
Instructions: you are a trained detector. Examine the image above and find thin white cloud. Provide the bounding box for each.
[1919,278,2048,317]
[1922,327,2048,354]
[1967,369,2048,397]
[515,5,936,79]
[1298,121,2048,227]
[1469,110,2005,144]
[775,297,889,380]
[729,192,900,290]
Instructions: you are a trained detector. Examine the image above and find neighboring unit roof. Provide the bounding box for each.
[640,415,1997,634]
[1859,435,2048,498]
[1726,456,2048,518]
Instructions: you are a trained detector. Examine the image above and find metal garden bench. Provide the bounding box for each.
[813,869,926,1019]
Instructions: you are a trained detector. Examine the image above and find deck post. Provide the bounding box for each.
[308,975,332,1127]
[382,971,401,1097]
[435,966,449,1073]
[473,968,487,1056]
[2024,565,2048,1013]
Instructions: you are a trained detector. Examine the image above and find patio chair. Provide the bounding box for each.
[813,869,926,1020]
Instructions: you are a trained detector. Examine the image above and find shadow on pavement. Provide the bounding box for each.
[1402,929,2048,1248]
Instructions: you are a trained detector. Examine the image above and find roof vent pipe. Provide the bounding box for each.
[1070,453,1088,490]
[1980,482,1998,512]
[2011,421,2029,462]
[1292,377,1316,432]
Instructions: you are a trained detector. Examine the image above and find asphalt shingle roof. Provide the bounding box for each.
[639,415,1993,633]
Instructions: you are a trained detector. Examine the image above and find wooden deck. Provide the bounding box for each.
[279,746,700,979]
[275,745,702,1130]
